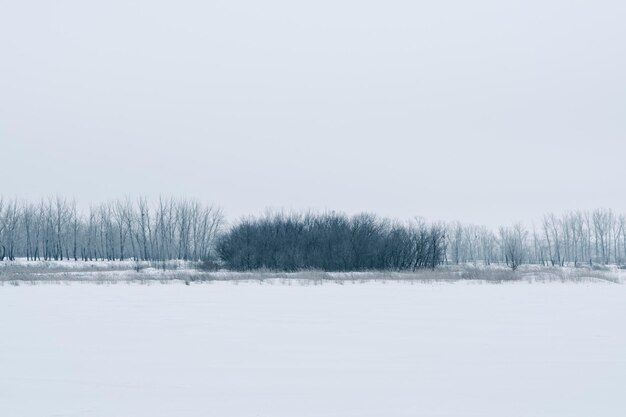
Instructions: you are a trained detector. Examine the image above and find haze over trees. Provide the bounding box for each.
[1,197,626,271]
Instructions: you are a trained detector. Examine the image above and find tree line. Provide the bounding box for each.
[1,197,626,271]
[448,209,626,269]
[0,197,223,263]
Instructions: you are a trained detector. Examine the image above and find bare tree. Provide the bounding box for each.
[500,223,528,271]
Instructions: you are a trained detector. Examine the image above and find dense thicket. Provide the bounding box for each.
[0,197,223,262]
[217,212,445,271]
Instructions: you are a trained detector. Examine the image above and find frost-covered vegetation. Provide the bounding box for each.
[0,197,222,263]
[0,259,622,284]
[1,196,626,272]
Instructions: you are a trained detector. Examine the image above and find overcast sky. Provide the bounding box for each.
[1,0,624,227]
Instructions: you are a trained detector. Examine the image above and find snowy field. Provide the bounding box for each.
[1,280,625,417]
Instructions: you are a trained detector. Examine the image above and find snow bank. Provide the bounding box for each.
[1,259,624,283]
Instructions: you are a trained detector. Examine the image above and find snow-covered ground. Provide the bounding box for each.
[1,281,624,417]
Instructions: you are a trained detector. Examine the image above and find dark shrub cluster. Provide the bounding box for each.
[217,212,445,271]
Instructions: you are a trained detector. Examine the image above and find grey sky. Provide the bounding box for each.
[1,0,625,227]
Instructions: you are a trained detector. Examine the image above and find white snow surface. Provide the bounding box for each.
[1,281,625,417]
